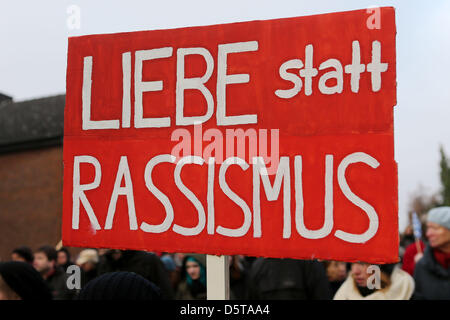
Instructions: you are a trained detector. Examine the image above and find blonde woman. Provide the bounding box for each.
[334,262,414,300]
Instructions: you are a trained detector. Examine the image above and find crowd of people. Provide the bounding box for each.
[0,206,449,300]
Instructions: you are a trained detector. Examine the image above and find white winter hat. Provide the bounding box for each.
[76,249,99,265]
[427,207,450,230]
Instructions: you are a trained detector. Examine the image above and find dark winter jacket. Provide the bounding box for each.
[46,267,76,300]
[413,245,450,300]
[80,268,98,288]
[97,250,174,300]
[176,279,206,300]
[247,258,333,300]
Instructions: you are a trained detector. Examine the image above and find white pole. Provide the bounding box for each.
[206,254,230,300]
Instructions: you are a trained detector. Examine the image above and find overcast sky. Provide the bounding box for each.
[1,0,449,231]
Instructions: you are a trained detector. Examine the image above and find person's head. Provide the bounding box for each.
[186,258,201,280]
[33,245,57,276]
[182,254,206,287]
[56,248,71,267]
[323,260,347,282]
[173,253,185,268]
[77,271,161,300]
[426,207,450,251]
[76,249,99,272]
[351,262,394,289]
[351,262,371,288]
[11,246,33,264]
[105,249,122,261]
[160,254,176,273]
[0,261,52,300]
[403,225,413,236]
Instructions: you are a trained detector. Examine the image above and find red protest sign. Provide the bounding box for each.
[63,7,398,263]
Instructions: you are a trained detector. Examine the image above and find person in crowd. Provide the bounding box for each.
[160,253,181,291]
[176,254,207,300]
[401,214,427,275]
[11,246,34,264]
[97,249,174,299]
[173,253,185,269]
[97,248,110,256]
[56,247,73,272]
[77,271,161,300]
[76,249,99,288]
[334,262,414,300]
[229,255,249,300]
[402,240,426,276]
[247,257,333,300]
[399,224,416,256]
[322,260,348,296]
[160,253,176,271]
[0,261,52,300]
[413,206,450,299]
[243,256,257,269]
[33,245,76,300]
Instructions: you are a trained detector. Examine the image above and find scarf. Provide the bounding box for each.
[433,249,450,269]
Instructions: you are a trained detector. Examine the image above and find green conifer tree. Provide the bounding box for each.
[439,146,450,206]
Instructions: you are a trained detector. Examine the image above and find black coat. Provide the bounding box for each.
[413,245,450,300]
[46,267,77,300]
[97,250,174,300]
[247,258,333,300]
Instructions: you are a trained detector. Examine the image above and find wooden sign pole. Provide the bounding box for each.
[206,255,230,300]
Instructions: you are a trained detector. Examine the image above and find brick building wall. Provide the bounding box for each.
[0,145,63,260]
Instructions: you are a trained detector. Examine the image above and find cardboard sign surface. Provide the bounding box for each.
[63,7,398,263]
